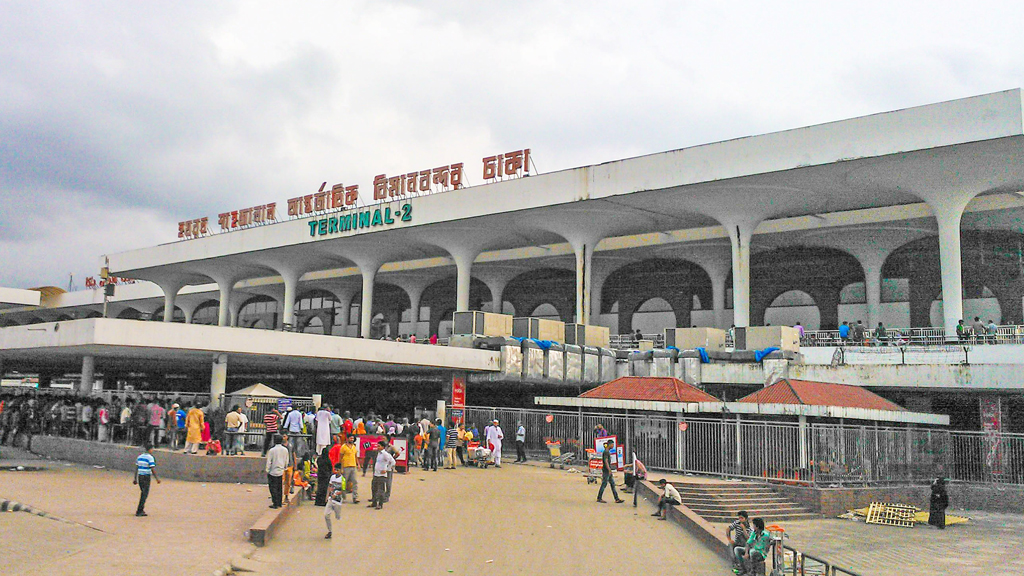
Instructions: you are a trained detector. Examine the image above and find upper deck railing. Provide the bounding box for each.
[609,325,1024,350]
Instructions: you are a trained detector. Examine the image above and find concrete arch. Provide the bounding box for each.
[190,300,220,325]
[503,267,575,326]
[152,306,185,323]
[601,259,710,334]
[744,246,862,330]
[885,231,1024,326]
[631,296,678,333]
[237,295,279,330]
[116,307,142,320]
[420,276,490,337]
[764,289,822,330]
[351,282,412,338]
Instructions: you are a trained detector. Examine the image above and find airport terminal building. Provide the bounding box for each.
[3,90,1024,430]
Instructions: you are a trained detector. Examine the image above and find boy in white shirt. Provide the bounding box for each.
[323,463,346,539]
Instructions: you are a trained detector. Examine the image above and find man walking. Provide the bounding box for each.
[265,435,288,509]
[282,406,303,456]
[225,405,242,455]
[596,440,624,504]
[486,419,504,467]
[425,420,440,472]
[323,462,345,539]
[370,439,395,510]
[444,422,458,469]
[515,421,527,463]
[315,404,332,455]
[339,434,359,504]
[262,406,280,457]
[133,443,161,517]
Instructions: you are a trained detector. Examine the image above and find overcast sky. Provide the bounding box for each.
[2,0,1022,289]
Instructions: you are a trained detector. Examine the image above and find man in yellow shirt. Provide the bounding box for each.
[338,434,359,504]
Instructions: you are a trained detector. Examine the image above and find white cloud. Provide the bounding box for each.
[2,0,1023,288]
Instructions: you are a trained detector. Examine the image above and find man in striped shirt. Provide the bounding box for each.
[262,408,281,457]
[133,443,161,517]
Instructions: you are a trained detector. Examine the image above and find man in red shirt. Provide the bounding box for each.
[342,411,353,437]
[262,408,280,457]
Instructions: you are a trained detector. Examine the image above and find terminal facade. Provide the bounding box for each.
[2,90,1024,430]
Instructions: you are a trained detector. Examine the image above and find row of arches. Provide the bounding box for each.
[4,232,1022,334]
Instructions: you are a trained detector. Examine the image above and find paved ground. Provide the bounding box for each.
[712,509,1024,576]
[246,461,728,576]
[0,447,265,576]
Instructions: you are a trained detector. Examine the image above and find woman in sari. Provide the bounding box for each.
[184,406,205,455]
[928,477,949,529]
[315,447,333,506]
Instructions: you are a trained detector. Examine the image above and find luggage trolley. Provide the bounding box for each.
[585,449,602,484]
[546,441,575,469]
[765,524,788,576]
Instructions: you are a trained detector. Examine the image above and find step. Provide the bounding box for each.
[689,504,811,515]
[676,488,778,496]
[692,500,811,508]
[700,512,820,523]
[679,491,790,500]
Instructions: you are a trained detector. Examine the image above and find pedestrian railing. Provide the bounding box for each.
[464,406,1024,487]
[781,545,861,576]
[611,325,1024,350]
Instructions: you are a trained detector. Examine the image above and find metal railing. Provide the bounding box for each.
[464,406,1024,487]
[610,325,1024,350]
[608,333,666,349]
[781,545,861,576]
[801,325,1024,347]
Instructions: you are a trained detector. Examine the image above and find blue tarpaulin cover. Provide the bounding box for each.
[694,347,710,363]
[754,347,780,362]
[512,337,555,350]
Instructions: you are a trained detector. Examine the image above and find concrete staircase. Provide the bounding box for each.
[672,480,818,523]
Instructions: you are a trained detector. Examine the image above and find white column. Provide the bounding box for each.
[210,353,227,405]
[710,271,728,329]
[230,297,244,327]
[217,280,233,327]
[79,355,95,395]
[726,222,756,328]
[483,278,509,314]
[572,240,596,325]
[407,289,423,334]
[862,258,883,329]
[935,207,965,337]
[452,251,478,313]
[159,281,183,323]
[183,306,195,325]
[281,271,300,331]
[360,267,377,339]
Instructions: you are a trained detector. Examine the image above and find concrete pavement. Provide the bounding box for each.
[0,447,265,576]
[246,461,728,576]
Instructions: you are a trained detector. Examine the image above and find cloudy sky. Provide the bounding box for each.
[2,0,1022,289]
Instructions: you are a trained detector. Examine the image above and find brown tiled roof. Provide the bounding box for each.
[580,377,719,403]
[738,379,906,412]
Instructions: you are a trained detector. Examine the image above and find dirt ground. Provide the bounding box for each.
[246,461,728,576]
[0,447,265,576]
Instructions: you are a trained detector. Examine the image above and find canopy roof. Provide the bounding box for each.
[226,382,286,397]
[580,376,720,403]
[738,379,906,412]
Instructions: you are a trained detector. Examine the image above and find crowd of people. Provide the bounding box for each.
[0,389,218,452]
[255,405,521,538]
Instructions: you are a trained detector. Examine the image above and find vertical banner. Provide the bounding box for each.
[979,396,1004,475]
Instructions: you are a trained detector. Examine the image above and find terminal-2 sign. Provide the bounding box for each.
[307,202,412,238]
